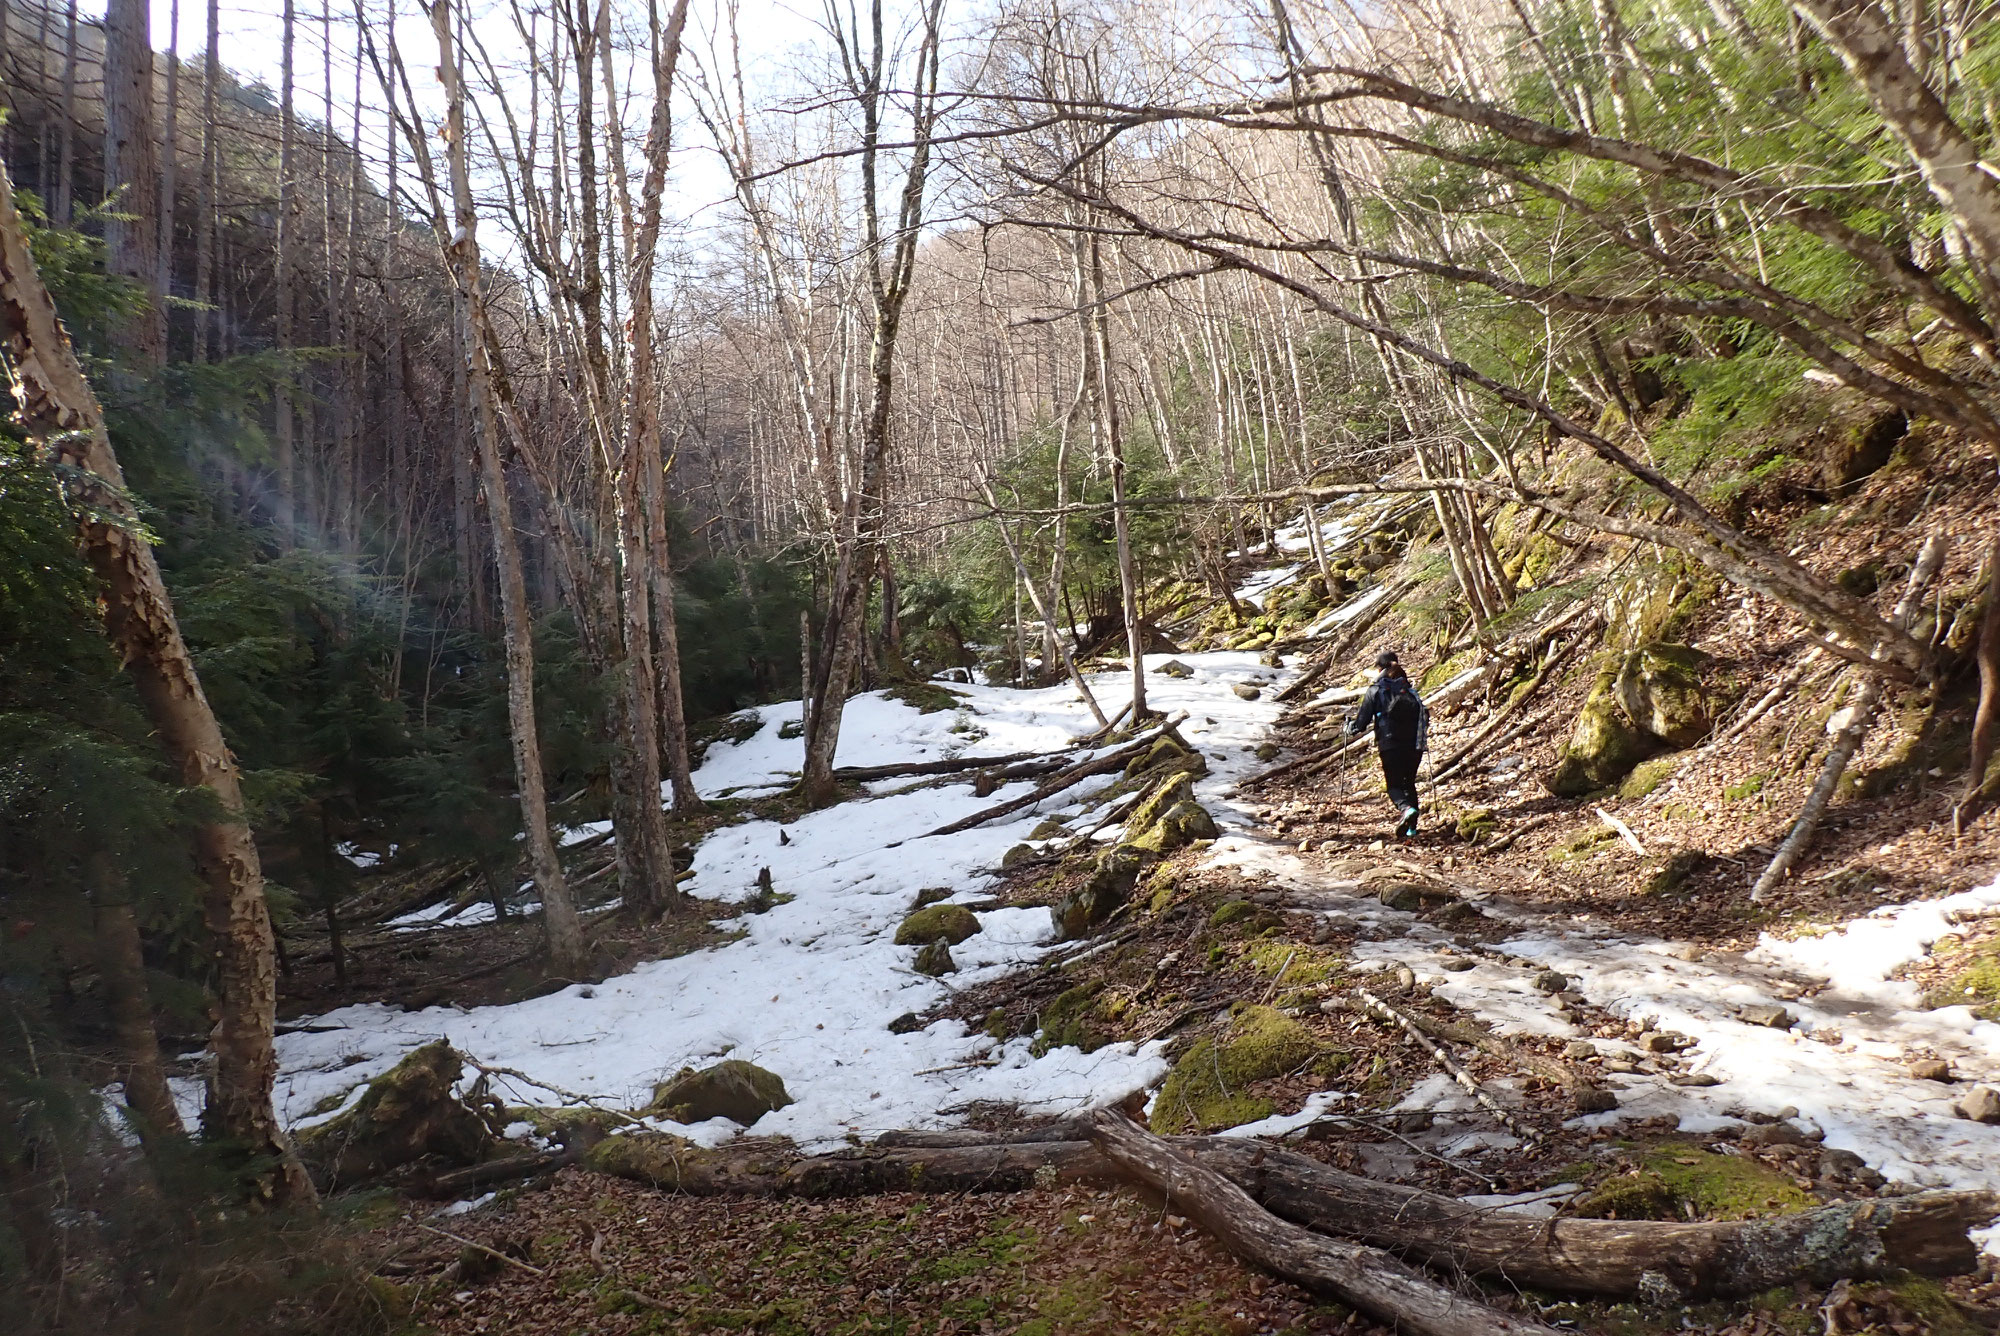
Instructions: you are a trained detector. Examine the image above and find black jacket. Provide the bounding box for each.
[1347,671,1429,754]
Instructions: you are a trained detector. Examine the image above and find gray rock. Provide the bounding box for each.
[1957,1084,2000,1124]
[1573,1086,1619,1113]
[1907,1057,1954,1082]
[1743,1121,1810,1148]
[1564,1040,1599,1059]
[1532,970,1570,994]
[1819,1148,1866,1179]
[1232,682,1263,701]
[914,938,957,977]
[1440,957,1476,972]
[1737,1003,1795,1029]
[1640,1032,1689,1053]
[1671,1073,1722,1087]
[1157,660,1194,679]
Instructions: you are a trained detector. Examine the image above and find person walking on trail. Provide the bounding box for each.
[1346,650,1430,838]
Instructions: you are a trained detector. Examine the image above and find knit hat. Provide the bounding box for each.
[1375,651,1400,670]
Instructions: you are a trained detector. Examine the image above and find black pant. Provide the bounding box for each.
[1381,746,1420,818]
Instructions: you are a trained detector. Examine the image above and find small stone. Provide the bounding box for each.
[1573,1086,1619,1113]
[887,1012,924,1034]
[1564,1040,1599,1059]
[1441,957,1476,973]
[1957,1085,2000,1124]
[1394,966,1418,990]
[1259,649,1286,668]
[1907,1057,1954,1082]
[1819,1148,1866,1179]
[1158,660,1194,679]
[1743,1121,1810,1148]
[1602,1058,1639,1074]
[1640,1032,1687,1053]
[1671,1073,1722,1088]
[1532,970,1570,994]
[1232,682,1263,701]
[913,938,957,976]
[1737,1003,1795,1029]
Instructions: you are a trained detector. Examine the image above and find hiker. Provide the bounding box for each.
[1346,650,1430,838]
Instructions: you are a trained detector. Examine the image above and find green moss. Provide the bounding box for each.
[1143,864,1182,914]
[1453,807,1498,842]
[1922,937,2000,1019]
[1576,1148,1813,1221]
[894,902,980,946]
[1032,982,1116,1056]
[1547,826,1620,864]
[1724,772,1769,801]
[1243,939,1343,987]
[1619,756,1678,800]
[885,680,968,714]
[1149,1004,1318,1134]
[1546,667,1651,795]
[1208,899,1255,927]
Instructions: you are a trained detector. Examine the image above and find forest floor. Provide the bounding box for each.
[269,458,2000,1335]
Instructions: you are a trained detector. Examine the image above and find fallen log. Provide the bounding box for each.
[1275,577,1420,704]
[918,715,1187,838]
[832,749,1055,783]
[583,1126,2000,1302]
[1086,1112,1564,1336]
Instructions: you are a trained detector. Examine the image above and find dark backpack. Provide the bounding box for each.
[1384,678,1421,731]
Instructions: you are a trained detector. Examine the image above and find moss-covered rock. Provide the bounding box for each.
[914,939,957,976]
[1614,643,1711,748]
[1126,800,1219,856]
[1453,807,1498,843]
[1149,1005,1319,1134]
[1619,756,1679,799]
[1923,937,2000,1019]
[585,1130,701,1187]
[648,1060,793,1126]
[1157,660,1194,679]
[895,903,981,947]
[294,1041,497,1189]
[1544,668,1652,796]
[1123,736,1208,781]
[1050,845,1146,940]
[1124,772,1195,837]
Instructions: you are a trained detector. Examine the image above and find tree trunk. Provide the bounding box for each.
[1089,232,1149,721]
[419,0,586,977]
[0,161,310,1203]
[103,0,166,367]
[192,0,218,362]
[1963,537,2000,819]
[89,853,183,1140]
[274,0,297,541]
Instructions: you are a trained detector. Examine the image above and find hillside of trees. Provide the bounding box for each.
[3,0,2000,1328]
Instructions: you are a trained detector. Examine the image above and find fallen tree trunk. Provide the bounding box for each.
[1086,1112,1564,1336]
[583,1124,1999,1301]
[1275,577,1420,703]
[832,749,1055,783]
[918,715,1187,838]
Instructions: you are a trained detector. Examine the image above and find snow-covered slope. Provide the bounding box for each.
[250,653,1285,1150]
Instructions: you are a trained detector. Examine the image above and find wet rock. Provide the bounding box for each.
[895,903,981,947]
[1157,660,1194,679]
[1737,1003,1796,1029]
[1533,970,1570,994]
[1907,1057,1954,1082]
[649,1059,794,1126]
[1957,1085,2000,1124]
[913,939,957,976]
[1232,682,1263,701]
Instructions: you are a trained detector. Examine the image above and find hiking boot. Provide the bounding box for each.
[1398,807,1420,837]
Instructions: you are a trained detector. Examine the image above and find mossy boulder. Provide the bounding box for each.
[894,903,981,947]
[1453,807,1498,843]
[647,1059,794,1126]
[1544,668,1653,796]
[1149,1005,1319,1134]
[1123,735,1208,780]
[294,1041,498,1190]
[1619,756,1678,800]
[1158,660,1194,679]
[1613,643,1711,748]
[1051,845,1147,940]
[914,939,957,976]
[1124,772,1195,838]
[1126,800,1219,856]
